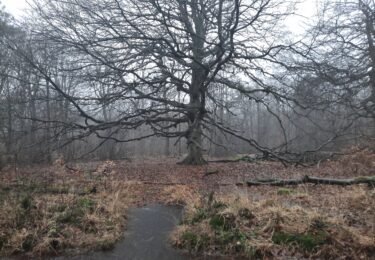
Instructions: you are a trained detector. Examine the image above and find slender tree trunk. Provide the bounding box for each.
[6,86,13,155]
[27,80,37,147]
[257,102,261,143]
[46,79,52,163]
[163,86,170,156]
[178,91,182,156]
[214,85,225,157]
[165,137,170,157]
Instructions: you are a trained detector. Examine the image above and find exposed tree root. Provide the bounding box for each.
[242,175,375,186]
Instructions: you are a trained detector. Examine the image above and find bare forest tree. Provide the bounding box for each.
[0,0,374,166]
[13,0,298,164]
[295,0,375,139]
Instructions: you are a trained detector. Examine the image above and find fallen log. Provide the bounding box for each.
[242,175,375,186]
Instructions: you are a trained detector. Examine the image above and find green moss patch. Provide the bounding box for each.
[277,188,296,196]
[272,231,328,251]
[190,208,208,224]
[209,213,236,231]
[180,231,210,252]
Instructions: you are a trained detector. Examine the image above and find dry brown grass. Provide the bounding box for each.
[0,160,136,258]
[168,185,375,259]
[1,149,374,259]
[162,185,199,206]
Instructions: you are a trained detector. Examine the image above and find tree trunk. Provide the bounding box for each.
[6,85,13,155]
[179,0,207,165]
[165,137,170,157]
[181,69,207,165]
[181,120,206,165]
[163,85,170,157]
[214,85,225,157]
[46,79,52,164]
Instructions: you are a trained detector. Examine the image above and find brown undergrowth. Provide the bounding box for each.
[166,185,375,259]
[0,147,374,259]
[0,159,138,258]
[337,146,375,176]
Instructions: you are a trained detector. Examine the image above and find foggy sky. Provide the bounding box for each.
[2,0,318,34]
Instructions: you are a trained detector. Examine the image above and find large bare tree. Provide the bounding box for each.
[10,0,297,164]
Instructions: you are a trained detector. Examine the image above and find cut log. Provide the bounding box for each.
[242,175,375,186]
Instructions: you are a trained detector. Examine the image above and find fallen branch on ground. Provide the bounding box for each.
[209,155,262,163]
[209,159,240,163]
[140,181,233,186]
[65,164,83,173]
[203,170,219,177]
[241,175,375,186]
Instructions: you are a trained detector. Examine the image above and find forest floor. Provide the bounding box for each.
[0,148,374,259]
